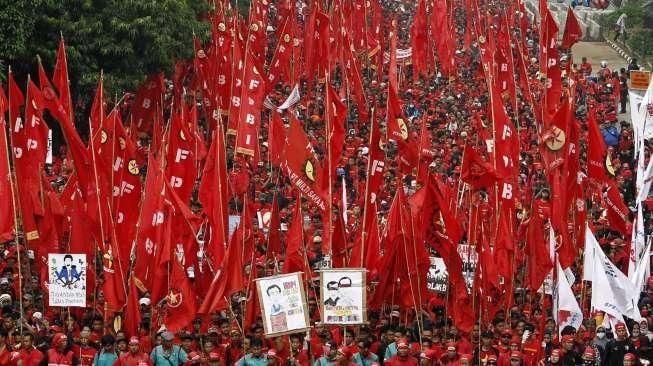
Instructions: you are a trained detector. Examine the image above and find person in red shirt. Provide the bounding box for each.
[334,347,356,366]
[0,329,12,366]
[72,331,97,366]
[580,57,592,76]
[386,340,418,366]
[287,334,310,366]
[439,342,460,366]
[113,337,152,366]
[14,333,43,366]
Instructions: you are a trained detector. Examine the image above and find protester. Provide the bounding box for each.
[113,337,152,366]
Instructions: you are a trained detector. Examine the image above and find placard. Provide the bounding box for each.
[320,269,366,325]
[256,272,310,337]
[630,71,651,90]
[48,254,87,307]
[427,257,448,293]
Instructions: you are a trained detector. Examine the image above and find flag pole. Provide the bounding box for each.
[4,68,25,336]
[359,106,375,266]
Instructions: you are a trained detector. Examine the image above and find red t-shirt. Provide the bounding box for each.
[385,355,419,366]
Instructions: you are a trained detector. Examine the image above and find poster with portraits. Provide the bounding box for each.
[320,269,366,325]
[48,254,87,307]
[256,272,310,337]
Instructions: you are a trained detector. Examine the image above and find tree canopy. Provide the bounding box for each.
[0,0,210,106]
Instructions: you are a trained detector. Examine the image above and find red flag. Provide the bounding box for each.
[268,112,286,166]
[541,9,562,119]
[410,0,429,77]
[561,7,583,49]
[282,117,328,211]
[387,84,419,170]
[162,255,197,332]
[267,13,299,88]
[603,181,630,236]
[234,51,266,157]
[198,217,245,314]
[130,74,165,134]
[525,214,552,291]
[283,198,308,274]
[0,86,14,241]
[53,37,74,122]
[327,84,347,168]
[460,144,499,189]
[586,111,611,185]
[166,104,198,202]
[123,277,142,338]
[267,196,281,259]
[199,124,229,268]
[38,61,93,199]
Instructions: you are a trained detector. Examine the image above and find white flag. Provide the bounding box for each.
[631,238,651,293]
[637,156,653,202]
[583,225,596,281]
[589,227,641,321]
[629,204,646,279]
[555,261,583,336]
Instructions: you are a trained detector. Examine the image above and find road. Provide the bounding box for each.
[571,41,633,124]
[571,41,630,74]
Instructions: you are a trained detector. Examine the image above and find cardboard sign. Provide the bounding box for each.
[630,71,651,90]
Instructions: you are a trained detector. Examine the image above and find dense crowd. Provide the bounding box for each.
[1,0,652,365]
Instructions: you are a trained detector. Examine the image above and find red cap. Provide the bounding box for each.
[510,352,523,360]
[446,341,457,351]
[208,352,221,361]
[460,354,472,362]
[53,333,68,346]
[488,354,498,361]
[421,350,438,360]
[337,347,352,359]
[616,323,627,331]
[502,329,513,336]
[647,276,653,285]
[624,353,637,361]
[397,339,409,349]
[561,335,575,343]
[510,336,521,346]
[551,349,562,357]
[583,348,595,359]
[128,336,140,345]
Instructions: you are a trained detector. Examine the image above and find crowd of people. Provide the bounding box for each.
[1,0,652,365]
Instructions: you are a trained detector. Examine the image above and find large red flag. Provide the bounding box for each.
[0,86,14,241]
[410,0,429,77]
[130,74,165,134]
[460,144,499,189]
[198,124,229,268]
[234,51,266,157]
[162,254,198,332]
[327,84,347,168]
[53,37,73,122]
[123,277,142,338]
[525,214,552,291]
[198,217,245,314]
[561,7,583,49]
[282,198,308,274]
[166,104,198,202]
[282,117,328,211]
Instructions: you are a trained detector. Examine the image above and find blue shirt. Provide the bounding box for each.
[150,345,188,366]
[352,352,379,366]
[314,356,336,366]
[384,343,398,361]
[93,351,118,366]
[235,354,268,366]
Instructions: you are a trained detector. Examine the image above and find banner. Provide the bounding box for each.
[427,257,448,293]
[320,269,366,324]
[256,272,310,336]
[457,244,478,289]
[48,254,87,307]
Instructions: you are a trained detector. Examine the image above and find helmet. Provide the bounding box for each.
[601,60,608,68]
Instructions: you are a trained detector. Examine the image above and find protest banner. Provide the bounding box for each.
[256,272,310,337]
[320,269,366,324]
[48,254,87,307]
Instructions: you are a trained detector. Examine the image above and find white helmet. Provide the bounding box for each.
[600,60,608,68]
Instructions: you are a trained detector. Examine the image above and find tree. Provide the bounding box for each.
[1,0,210,110]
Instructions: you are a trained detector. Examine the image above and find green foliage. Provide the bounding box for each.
[601,0,653,66]
[0,0,210,106]
[629,28,653,57]
[601,0,647,28]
